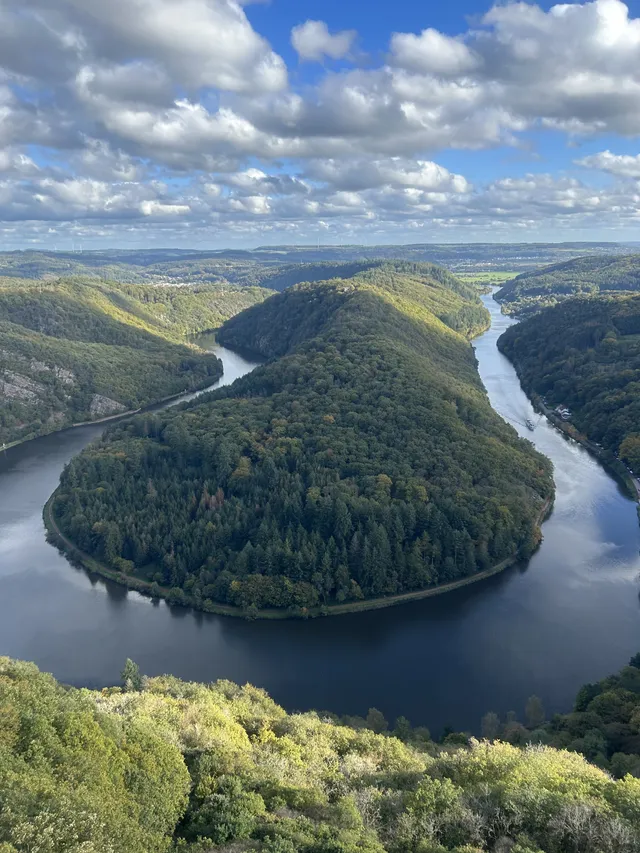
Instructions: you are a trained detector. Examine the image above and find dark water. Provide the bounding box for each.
[1,303,638,734]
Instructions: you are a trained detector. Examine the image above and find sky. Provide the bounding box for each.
[3,0,640,248]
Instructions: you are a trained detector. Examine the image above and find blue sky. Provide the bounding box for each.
[2,0,640,248]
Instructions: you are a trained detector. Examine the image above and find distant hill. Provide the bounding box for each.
[0,241,634,287]
[498,292,640,475]
[51,260,552,615]
[497,253,640,315]
[0,277,269,446]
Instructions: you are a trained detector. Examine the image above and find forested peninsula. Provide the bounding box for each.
[50,261,553,615]
[2,652,640,853]
[497,253,640,316]
[0,277,269,447]
[498,294,640,481]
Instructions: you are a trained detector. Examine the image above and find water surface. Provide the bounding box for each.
[0,304,638,734]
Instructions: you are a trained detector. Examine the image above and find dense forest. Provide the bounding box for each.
[0,277,269,446]
[1,652,639,853]
[52,261,553,614]
[498,254,640,316]
[498,294,640,475]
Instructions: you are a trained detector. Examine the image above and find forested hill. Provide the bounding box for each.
[219,261,488,344]
[1,653,640,853]
[52,262,553,615]
[498,293,640,477]
[0,277,269,446]
[250,259,488,299]
[497,253,640,315]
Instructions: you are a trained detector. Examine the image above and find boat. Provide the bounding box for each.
[525,419,535,431]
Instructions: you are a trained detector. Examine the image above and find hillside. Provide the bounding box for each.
[1,653,639,853]
[497,254,640,316]
[498,294,640,476]
[50,261,553,615]
[0,243,632,289]
[0,277,269,446]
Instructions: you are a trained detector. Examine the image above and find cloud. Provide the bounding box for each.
[69,138,145,182]
[2,0,640,243]
[0,175,193,222]
[305,158,470,193]
[291,20,356,62]
[61,0,287,93]
[0,149,41,177]
[576,149,640,178]
[390,29,479,75]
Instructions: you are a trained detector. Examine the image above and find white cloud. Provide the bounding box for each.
[291,20,356,62]
[576,149,640,178]
[0,149,40,177]
[140,200,191,216]
[305,158,470,193]
[69,139,145,182]
[60,0,287,93]
[390,29,478,75]
[2,0,640,242]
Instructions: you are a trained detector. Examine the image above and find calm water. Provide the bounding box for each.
[1,303,638,734]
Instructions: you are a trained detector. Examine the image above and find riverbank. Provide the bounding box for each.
[498,352,640,507]
[1,368,224,454]
[536,397,640,502]
[44,492,552,620]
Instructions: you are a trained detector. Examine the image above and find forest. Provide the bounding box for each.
[498,294,640,475]
[0,277,269,446]
[1,652,639,853]
[51,261,553,615]
[498,253,640,316]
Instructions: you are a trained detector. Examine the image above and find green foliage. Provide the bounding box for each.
[498,253,640,316]
[0,657,190,852]
[498,293,640,475]
[53,262,552,613]
[121,658,143,692]
[1,656,640,853]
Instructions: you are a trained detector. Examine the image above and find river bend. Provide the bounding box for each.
[0,302,638,734]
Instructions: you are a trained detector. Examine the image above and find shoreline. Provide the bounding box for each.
[532,395,640,504]
[498,336,640,506]
[1,369,223,455]
[494,294,640,507]
[44,493,552,621]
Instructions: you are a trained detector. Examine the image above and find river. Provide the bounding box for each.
[0,299,638,734]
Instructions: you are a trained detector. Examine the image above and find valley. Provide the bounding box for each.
[0,276,269,446]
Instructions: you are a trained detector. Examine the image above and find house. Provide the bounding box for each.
[554,405,572,421]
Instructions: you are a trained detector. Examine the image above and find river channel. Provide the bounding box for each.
[0,299,638,734]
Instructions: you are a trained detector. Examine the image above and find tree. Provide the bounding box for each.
[121,658,143,692]
[365,707,388,734]
[393,716,412,741]
[525,695,546,729]
[481,711,501,741]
